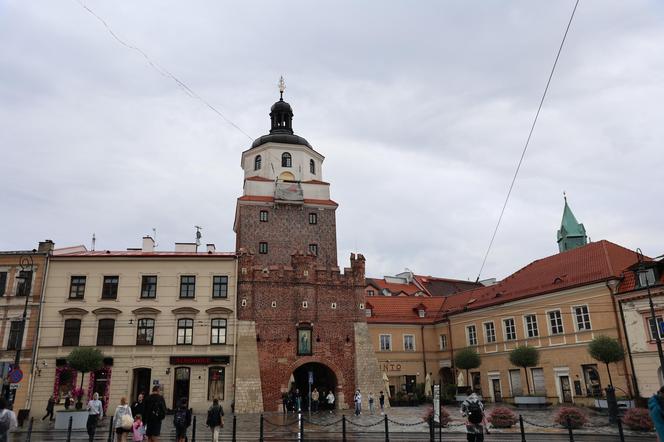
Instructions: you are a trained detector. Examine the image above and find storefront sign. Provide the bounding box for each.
[380,363,402,372]
[169,356,230,365]
[153,380,160,385]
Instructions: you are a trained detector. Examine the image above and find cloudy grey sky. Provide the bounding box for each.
[1,0,663,281]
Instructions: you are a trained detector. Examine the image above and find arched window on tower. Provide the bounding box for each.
[282,152,292,168]
[254,155,262,171]
[310,159,315,174]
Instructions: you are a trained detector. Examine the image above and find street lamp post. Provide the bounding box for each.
[7,255,34,409]
[635,249,664,375]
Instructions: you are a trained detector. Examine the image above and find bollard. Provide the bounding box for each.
[259,414,264,442]
[107,416,114,442]
[66,416,73,442]
[384,414,389,442]
[566,415,574,442]
[26,417,34,442]
[519,414,526,442]
[232,414,237,442]
[617,417,625,442]
[342,415,347,442]
[429,414,434,441]
[299,413,305,440]
[192,415,197,442]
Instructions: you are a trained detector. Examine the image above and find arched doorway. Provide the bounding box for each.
[291,362,337,411]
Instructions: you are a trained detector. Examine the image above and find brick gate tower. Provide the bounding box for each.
[233,79,385,412]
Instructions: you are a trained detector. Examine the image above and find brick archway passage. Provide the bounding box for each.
[291,362,338,410]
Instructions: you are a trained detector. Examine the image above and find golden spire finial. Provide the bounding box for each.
[278,76,286,100]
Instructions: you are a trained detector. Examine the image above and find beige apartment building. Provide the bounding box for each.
[31,238,236,415]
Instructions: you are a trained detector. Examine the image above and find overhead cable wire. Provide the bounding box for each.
[74,0,254,141]
[476,0,581,282]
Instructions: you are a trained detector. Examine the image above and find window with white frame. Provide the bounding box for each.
[504,318,517,341]
[403,334,415,351]
[484,322,496,343]
[648,316,664,340]
[467,325,478,346]
[574,305,592,331]
[525,315,539,338]
[548,310,564,335]
[379,334,392,351]
[439,334,447,350]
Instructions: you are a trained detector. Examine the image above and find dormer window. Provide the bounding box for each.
[365,308,372,317]
[282,152,292,168]
[418,309,425,318]
[638,268,657,288]
[310,159,315,174]
[254,155,262,171]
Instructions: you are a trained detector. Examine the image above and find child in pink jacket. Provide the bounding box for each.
[132,415,145,441]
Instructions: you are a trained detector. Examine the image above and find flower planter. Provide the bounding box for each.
[55,410,89,430]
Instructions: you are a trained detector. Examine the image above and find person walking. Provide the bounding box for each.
[295,389,302,412]
[42,395,55,421]
[206,398,224,442]
[649,386,664,441]
[379,391,385,415]
[0,398,18,442]
[131,393,145,419]
[86,392,103,442]
[311,388,319,412]
[460,392,485,442]
[143,385,166,442]
[131,415,145,442]
[113,397,134,442]
[354,390,362,416]
[368,392,375,414]
[282,392,288,414]
[326,391,335,413]
[173,398,192,442]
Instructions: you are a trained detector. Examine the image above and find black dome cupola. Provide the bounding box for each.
[251,77,312,149]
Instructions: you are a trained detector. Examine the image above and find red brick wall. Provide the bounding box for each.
[235,203,338,267]
[237,251,367,411]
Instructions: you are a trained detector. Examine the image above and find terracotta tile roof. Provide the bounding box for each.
[54,251,235,258]
[366,297,446,324]
[413,275,483,297]
[442,240,638,316]
[366,278,426,296]
[617,258,664,294]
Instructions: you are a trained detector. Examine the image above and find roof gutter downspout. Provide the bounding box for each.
[232,256,239,410]
[26,252,51,410]
[606,279,637,398]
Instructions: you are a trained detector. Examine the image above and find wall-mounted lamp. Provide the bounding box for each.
[129,319,134,325]
[166,368,171,375]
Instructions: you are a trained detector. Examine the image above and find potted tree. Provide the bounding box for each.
[587,336,631,409]
[509,346,546,406]
[454,347,481,402]
[56,348,104,430]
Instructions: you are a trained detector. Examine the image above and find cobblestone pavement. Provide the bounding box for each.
[10,404,657,441]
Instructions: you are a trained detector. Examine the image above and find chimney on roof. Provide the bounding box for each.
[38,240,55,253]
[142,236,155,252]
[175,242,197,253]
[206,244,216,253]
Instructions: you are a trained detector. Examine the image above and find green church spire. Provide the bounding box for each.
[557,194,588,252]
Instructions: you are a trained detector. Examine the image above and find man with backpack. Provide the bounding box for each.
[206,398,224,442]
[460,393,486,442]
[173,398,192,442]
[143,385,167,442]
[0,398,18,442]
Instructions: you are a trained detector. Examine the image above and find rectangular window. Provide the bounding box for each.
[648,316,664,340]
[212,276,228,298]
[308,244,318,256]
[136,318,155,345]
[259,210,268,222]
[525,315,539,338]
[177,318,194,345]
[62,319,81,346]
[7,321,22,350]
[96,319,115,346]
[484,322,496,343]
[17,270,32,296]
[208,367,225,401]
[549,310,564,335]
[439,334,447,350]
[403,334,415,351]
[259,242,268,254]
[309,213,318,224]
[141,275,157,299]
[0,272,6,296]
[179,275,196,299]
[102,276,119,299]
[504,318,517,341]
[467,325,478,346]
[574,305,592,331]
[211,318,227,345]
[379,334,392,351]
[69,276,86,299]
[638,268,657,288]
[367,290,375,296]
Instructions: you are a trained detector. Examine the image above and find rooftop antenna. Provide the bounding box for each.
[152,227,158,248]
[194,225,203,251]
[91,233,96,251]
